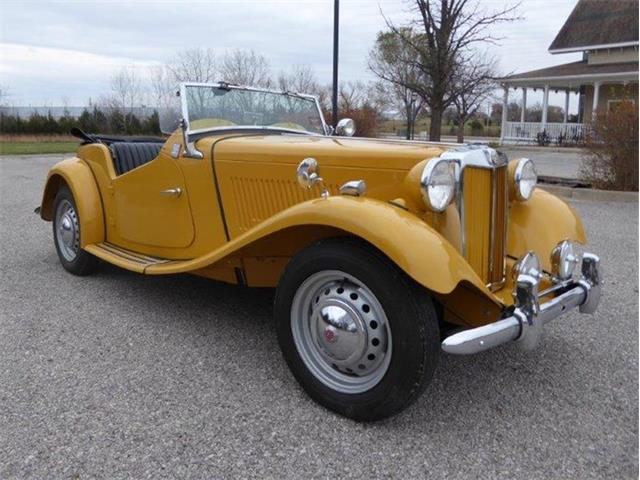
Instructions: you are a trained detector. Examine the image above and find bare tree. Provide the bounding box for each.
[277,64,319,94]
[220,49,271,87]
[450,55,498,142]
[367,81,396,119]
[338,81,369,111]
[105,67,142,131]
[386,0,519,141]
[0,84,11,107]
[166,48,217,83]
[368,29,426,139]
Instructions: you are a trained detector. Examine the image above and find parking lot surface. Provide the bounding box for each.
[1,155,637,479]
[499,146,584,180]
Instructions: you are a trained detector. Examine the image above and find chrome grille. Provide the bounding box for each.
[459,163,507,289]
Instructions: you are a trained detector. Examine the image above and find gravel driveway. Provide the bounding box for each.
[1,155,637,479]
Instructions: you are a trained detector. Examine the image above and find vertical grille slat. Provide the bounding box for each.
[462,165,507,287]
[491,166,508,286]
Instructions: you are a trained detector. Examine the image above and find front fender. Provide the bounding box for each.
[147,195,492,297]
[508,189,586,271]
[40,157,105,247]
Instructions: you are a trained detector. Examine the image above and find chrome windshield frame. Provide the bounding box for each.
[178,82,330,137]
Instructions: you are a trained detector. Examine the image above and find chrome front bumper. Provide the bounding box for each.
[442,253,601,355]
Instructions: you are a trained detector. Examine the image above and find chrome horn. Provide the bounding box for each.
[296,158,329,198]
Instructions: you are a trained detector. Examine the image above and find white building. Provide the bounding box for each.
[500,0,639,145]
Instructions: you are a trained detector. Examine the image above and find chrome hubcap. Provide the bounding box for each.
[291,270,391,394]
[55,199,79,262]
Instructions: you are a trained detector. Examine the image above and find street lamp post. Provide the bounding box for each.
[331,0,339,129]
[410,91,417,140]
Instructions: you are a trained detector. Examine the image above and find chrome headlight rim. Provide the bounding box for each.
[514,158,537,201]
[550,239,581,281]
[420,158,456,213]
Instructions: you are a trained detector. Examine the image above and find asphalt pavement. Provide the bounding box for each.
[499,146,584,180]
[1,154,637,479]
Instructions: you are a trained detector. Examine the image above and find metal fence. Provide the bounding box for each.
[502,121,587,146]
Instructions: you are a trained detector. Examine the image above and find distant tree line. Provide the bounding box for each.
[0,108,161,136]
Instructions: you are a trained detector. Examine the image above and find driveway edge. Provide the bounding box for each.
[540,184,638,203]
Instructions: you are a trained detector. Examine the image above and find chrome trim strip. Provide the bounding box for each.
[455,162,466,256]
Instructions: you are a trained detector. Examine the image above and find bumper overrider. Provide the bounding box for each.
[442,249,602,355]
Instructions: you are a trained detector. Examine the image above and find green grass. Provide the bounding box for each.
[379,119,501,138]
[0,141,79,155]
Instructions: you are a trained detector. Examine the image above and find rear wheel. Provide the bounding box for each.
[274,238,440,421]
[52,186,98,276]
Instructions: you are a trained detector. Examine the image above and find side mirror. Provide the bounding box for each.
[335,118,356,137]
[179,118,203,159]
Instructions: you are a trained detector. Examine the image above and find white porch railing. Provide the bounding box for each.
[501,121,587,145]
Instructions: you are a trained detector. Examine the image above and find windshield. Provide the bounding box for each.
[180,84,326,135]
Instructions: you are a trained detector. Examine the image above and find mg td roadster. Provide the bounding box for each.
[39,82,601,421]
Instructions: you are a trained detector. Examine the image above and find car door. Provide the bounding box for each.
[110,149,195,249]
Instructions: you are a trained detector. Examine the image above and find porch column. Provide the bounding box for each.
[592,81,601,118]
[563,89,570,124]
[499,85,509,143]
[541,84,549,131]
[521,87,527,123]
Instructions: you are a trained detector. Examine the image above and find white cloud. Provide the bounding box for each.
[0,42,159,104]
[0,0,582,106]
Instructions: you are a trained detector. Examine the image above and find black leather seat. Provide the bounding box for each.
[110,142,163,175]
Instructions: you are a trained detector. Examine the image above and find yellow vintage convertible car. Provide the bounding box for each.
[38,82,601,421]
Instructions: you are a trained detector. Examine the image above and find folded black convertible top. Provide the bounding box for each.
[70,127,166,145]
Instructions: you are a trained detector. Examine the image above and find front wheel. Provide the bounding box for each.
[52,186,98,276]
[274,238,440,421]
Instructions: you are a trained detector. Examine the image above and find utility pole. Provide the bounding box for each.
[331,0,339,128]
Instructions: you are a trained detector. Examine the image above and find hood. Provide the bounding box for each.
[199,133,451,171]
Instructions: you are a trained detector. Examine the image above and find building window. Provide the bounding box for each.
[608,99,635,112]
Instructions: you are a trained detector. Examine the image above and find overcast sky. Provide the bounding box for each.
[0,0,582,107]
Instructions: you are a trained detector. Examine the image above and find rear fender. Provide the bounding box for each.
[40,157,105,247]
[147,195,493,299]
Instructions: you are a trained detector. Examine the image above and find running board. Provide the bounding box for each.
[84,242,183,274]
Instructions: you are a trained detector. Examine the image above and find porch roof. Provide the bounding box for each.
[548,0,639,54]
[501,60,639,88]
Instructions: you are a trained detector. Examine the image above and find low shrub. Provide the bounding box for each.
[339,106,379,138]
[469,119,484,135]
[580,101,638,191]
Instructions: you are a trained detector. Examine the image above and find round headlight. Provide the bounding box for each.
[511,251,542,285]
[550,240,580,280]
[421,159,455,212]
[335,118,356,137]
[514,158,537,201]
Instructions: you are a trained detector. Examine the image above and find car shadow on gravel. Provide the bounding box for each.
[88,261,594,428]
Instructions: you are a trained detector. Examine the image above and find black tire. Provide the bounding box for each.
[274,238,440,421]
[52,186,99,276]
